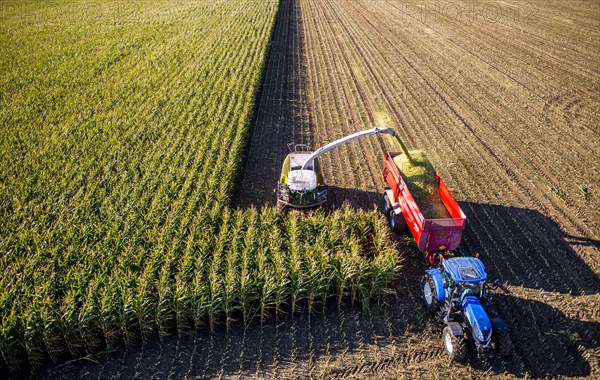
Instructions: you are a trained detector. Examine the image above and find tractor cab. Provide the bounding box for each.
[442,257,488,283]
[442,257,488,300]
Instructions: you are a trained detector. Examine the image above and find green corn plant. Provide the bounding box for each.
[174,274,192,335]
[156,266,175,339]
[60,288,85,358]
[240,207,259,325]
[285,213,303,315]
[40,295,66,365]
[207,264,223,333]
[218,209,238,330]
[100,282,121,348]
[120,277,139,346]
[0,307,26,373]
[78,281,103,355]
[135,266,157,339]
[266,210,289,318]
[192,270,209,330]
[23,310,46,370]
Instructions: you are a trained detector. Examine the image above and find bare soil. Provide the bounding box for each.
[37,0,600,378]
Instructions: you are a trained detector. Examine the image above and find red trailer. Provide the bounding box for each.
[383,152,466,266]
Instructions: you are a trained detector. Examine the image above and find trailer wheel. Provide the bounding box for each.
[388,212,399,232]
[495,331,512,358]
[382,194,391,215]
[443,326,467,361]
[422,275,440,313]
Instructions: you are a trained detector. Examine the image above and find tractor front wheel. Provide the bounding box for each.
[422,275,440,313]
[443,326,467,361]
[495,331,512,358]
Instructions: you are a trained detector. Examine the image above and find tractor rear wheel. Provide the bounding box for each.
[443,326,467,361]
[495,331,512,358]
[422,275,440,313]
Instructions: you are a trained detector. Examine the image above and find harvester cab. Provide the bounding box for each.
[276,127,396,210]
[422,256,512,361]
[275,144,327,210]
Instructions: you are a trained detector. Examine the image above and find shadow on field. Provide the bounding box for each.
[324,185,382,212]
[425,201,600,377]
[326,193,600,297]
[482,292,600,378]
[330,194,600,377]
[457,202,600,296]
[233,0,308,210]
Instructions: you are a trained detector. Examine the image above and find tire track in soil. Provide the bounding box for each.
[302,0,368,209]
[359,0,600,248]
[332,0,580,290]
[294,0,596,378]
[237,0,306,209]
[309,0,403,210]
[356,0,593,238]
[358,0,592,370]
[316,1,596,378]
[346,0,600,292]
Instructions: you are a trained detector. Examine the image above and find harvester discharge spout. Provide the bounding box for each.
[300,127,396,171]
[276,127,396,210]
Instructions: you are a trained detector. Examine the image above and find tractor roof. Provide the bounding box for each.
[442,257,487,283]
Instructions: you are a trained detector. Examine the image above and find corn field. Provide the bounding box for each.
[0,0,399,374]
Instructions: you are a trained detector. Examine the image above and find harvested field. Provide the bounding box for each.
[240,0,600,377]
[30,0,600,378]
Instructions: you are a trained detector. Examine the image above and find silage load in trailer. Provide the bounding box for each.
[393,151,451,219]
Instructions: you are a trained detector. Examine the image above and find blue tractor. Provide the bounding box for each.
[422,256,512,361]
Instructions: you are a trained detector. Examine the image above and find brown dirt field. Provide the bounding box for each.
[37,0,600,378]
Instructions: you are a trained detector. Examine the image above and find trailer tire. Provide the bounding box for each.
[382,194,391,215]
[422,275,440,313]
[443,326,467,361]
[388,212,402,232]
[495,331,512,358]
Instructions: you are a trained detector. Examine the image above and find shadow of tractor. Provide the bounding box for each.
[467,291,600,377]
[326,187,600,376]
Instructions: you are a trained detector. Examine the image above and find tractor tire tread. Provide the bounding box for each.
[496,331,512,358]
[422,275,440,313]
[443,326,467,361]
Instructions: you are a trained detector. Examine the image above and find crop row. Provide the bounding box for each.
[1,205,398,373]
[0,0,400,374]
